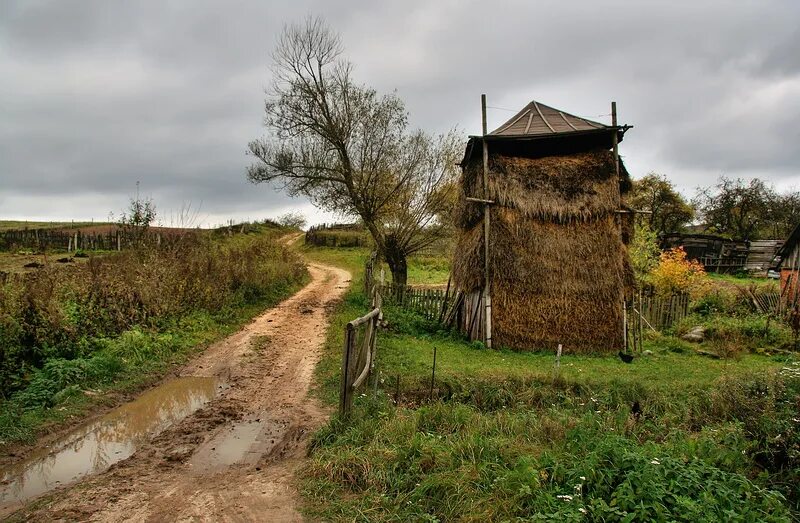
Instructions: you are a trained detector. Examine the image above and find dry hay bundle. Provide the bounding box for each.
[452,148,634,353]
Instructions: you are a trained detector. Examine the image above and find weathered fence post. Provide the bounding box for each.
[339,324,355,417]
[429,345,437,402]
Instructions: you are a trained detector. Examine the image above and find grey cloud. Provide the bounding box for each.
[2,0,799,223]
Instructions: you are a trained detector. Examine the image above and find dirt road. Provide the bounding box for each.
[8,259,350,522]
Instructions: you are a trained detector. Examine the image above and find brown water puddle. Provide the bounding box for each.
[189,414,288,474]
[0,376,223,510]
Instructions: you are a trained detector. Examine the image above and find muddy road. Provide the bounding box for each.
[2,259,350,522]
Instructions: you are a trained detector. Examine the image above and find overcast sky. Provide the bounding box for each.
[2,0,799,227]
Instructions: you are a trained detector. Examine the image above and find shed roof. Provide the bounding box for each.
[490,100,607,137]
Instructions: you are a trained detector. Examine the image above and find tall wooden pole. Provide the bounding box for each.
[612,101,626,351]
[612,101,619,181]
[481,94,492,349]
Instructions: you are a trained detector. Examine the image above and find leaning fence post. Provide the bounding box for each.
[339,324,355,417]
[429,345,438,402]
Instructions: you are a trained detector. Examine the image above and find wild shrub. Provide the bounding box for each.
[0,231,305,400]
[692,286,741,316]
[650,247,709,298]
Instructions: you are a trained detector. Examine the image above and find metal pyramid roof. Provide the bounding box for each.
[490,100,607,137]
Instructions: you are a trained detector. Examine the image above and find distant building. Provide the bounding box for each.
[661,233,783,275]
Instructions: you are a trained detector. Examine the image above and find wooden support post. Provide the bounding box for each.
[481,94,493,349]
[339,325,355,417]
[612,102,620,181]
[623,299,628,353]
[638,289,644,352]
[612,101,625,349]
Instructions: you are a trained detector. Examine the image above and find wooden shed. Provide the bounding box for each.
[451,100,634,353]
[776,224,800,299]
[660,234,749,273]
[661,234,782,275]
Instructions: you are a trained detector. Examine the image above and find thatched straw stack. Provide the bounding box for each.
[452,148,634,352]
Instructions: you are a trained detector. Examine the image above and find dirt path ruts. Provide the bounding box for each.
[10,259,350,522]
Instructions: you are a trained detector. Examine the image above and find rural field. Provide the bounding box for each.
[0,227,798,521]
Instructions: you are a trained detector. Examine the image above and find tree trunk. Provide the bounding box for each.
[384,235,408,288]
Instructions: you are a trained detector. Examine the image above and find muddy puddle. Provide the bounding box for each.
[189,415,287,474]
[0,376,223,509]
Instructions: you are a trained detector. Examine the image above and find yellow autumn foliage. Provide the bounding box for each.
[649,247,709,297]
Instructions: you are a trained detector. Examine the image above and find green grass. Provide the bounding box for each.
[377,333,781,390]
[708,271,775,287]
[299,243,800,522]
[407,255,451,286]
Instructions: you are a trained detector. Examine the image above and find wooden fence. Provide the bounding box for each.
[377,283,452,321]
[751,291,782,316]
[0,228,184,252]
[634,292,691,331]
[622,291,691,353]
[339,255,384,417]
[339,307,382,416]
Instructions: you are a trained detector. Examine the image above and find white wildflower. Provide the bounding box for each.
[556,494,573,501]
[578,508,587,514]
[650,459,660,465]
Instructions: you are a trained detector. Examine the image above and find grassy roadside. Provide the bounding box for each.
[0,229,308,448]
[299,244,799,521]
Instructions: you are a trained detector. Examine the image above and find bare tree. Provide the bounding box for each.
[247,17,460,285]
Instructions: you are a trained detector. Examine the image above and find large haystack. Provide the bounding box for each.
[452,148,634,352]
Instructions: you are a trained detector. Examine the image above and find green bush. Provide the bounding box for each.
[692,287,741,316]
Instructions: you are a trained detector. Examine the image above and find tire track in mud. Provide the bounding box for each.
[8,260,350,522]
